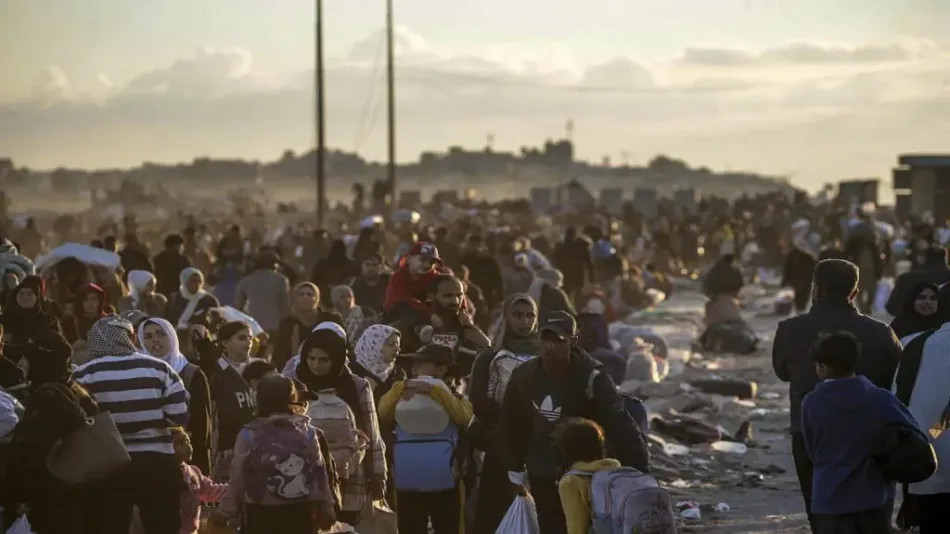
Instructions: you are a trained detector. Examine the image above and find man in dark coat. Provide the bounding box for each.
[772,259,902,534]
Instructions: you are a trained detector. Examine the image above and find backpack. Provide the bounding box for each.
[305,390,369,481]
[487,350,535,403]
[565,467,676,534]
[179,363,199,391]
[393,379,459,492]
[585,370,649,437]
[241,418,331,505]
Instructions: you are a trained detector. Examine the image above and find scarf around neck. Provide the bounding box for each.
[177,267,208,330]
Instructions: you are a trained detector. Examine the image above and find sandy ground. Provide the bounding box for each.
[632,285,812,534]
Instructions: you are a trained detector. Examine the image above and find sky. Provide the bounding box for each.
[1,0,949,191]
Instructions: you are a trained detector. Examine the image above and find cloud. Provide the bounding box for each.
[679,40,934,67]
[3,29,950,192]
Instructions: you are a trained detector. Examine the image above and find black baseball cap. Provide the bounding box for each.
[541,310,577,340]
[399,344,455,366]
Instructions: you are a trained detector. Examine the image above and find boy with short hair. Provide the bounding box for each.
[801,331,922,534]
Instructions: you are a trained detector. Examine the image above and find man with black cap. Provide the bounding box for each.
[499,310,649,534]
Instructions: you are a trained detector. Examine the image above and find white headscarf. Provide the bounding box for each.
[137,317,189,374]
[176,267,208,330]
[127,270,156,307]
[354,324,399,382]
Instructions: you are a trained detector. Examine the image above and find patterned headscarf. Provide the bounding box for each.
[354,324,400,382]
[86,314,138,359]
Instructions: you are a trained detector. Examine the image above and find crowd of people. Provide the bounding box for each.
[1,187,950,533]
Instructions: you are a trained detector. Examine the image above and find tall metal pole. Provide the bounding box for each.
[386,0,397,216]
[315,0,327,228]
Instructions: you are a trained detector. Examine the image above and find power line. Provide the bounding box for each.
[353,32,386,151]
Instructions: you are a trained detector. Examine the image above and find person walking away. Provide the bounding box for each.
[470,293,540,533]
[139,317,213,475]
[844,212,885,314]
[295,328,387,525]
[553,227,596,304]
[576,312,626,385]
[349,254,390,313]
[4,331,108,534]
[781,238,818,314]
[458,235,504,311]
[772,259,902,533]
[377,344,474,534]
[73,315,189,534]
[212,375,336,534]
[208,239,246,308]
[310,239,357,305]
[165,267,220,339]
[192,321,258,481]
[889,282,942,340]
[153,234,193,298]
[118,269,167,317]
[235,250,292,336]
[556,419,622,534]
[500,311,649,534]
[170,427,227,534]
[892,283,950,533]
[802,332,923,534]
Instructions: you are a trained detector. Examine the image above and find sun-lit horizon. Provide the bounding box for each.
[2,0,949,192]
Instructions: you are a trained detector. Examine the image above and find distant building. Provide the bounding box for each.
[893,154,950,221]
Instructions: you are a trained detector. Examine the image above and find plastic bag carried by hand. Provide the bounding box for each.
[495,495,540,534]
[6,515,37,534]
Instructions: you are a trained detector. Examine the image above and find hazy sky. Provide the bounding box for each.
[1,0,949,190]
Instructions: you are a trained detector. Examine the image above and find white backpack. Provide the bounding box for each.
[306,390,368,479]
[487,350,535,403]
[564,467,676,534]
[395,377,451,435]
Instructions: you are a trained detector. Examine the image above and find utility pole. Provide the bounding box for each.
[386,0,397,216]
[315,0,326,228]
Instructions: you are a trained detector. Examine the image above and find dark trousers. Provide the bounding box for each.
[814,506,890,534]
[86,452,184,534]
[529,474,567,534]
[918,492,950,533]
[396,487,461,534]
[792,432,818,534]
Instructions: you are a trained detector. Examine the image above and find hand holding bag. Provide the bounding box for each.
[46,409,131,485]
[356,499,397,534]
[495,495,540,534]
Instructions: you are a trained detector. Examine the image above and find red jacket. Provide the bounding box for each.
[382,263,453,316]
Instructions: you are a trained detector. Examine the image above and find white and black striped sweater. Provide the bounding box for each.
[74,353,189,455]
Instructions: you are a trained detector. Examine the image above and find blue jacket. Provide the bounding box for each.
[801,375,921,515]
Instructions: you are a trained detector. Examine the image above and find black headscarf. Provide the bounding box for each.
[22,330,75,389]
[890,282,942,340]
[295,329,361,421]
[894,283,950,406]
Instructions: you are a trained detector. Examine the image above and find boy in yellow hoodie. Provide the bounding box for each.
[378,344,473,534]
[556,418,621,534]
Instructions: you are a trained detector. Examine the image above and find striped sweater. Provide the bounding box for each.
[74,353,189,455]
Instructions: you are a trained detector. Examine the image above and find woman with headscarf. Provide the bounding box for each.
[4,330,106,534]
[165,267,220,333]
[117,269,167,317]
[138,317,213,475]
[192,320,258,481]
[331,285,376,347]
[280,320,347,380]
[273,282,337,370]
[350,324,405,505]
[2,276,62,365]
[295,328,386,525]
[470,293,541,533]
[890,282,942,340]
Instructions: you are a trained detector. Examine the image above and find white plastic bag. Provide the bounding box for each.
[6,515,36,534]
[495,495,539,534]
